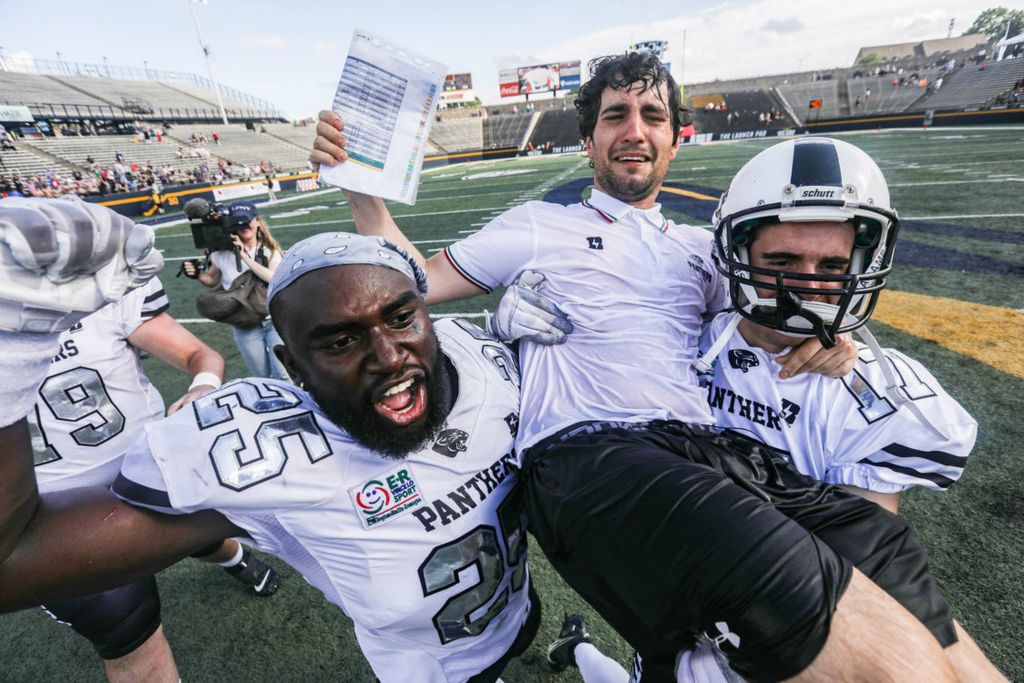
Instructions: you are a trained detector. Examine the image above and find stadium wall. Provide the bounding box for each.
[87,172,319,217]
[797,106,1024,133]
[422,146,519,169]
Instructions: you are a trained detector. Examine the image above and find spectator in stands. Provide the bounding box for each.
[182,202,289,380]
[212,132,220,145]
[854,96,862,109]
[0,125,15,151]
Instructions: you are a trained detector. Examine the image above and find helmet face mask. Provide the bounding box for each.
[713,138,899,347]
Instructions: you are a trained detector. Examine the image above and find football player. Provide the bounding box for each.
[540,139,1005,681]
[8,198,280,682]
[0,212,539,682]
[309,52,986,682]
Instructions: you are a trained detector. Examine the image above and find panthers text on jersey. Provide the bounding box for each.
[30,278,169,493]
[698,314,977,493]
[114,319,530,682]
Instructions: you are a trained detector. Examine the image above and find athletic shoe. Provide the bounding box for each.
[546,613,592,672]
[224,548,281,596]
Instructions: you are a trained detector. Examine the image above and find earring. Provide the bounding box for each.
[588,159,595,169]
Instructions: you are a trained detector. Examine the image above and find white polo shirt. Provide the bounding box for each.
[446,189,728,450]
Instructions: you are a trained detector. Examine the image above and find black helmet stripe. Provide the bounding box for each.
[791,139,842,187]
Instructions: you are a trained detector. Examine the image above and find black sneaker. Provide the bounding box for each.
[224,549,280,596]
[546,613,592,672]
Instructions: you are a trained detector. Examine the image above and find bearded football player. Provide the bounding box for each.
[0,214,542,682]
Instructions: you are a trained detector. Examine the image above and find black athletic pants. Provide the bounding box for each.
[522,420,954,682]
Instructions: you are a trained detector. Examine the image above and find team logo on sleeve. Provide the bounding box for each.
[432,428,469,458]
[778,399,801,425]
[728,349,760,373]
[350,466,424,530]
[504,412,519,437]
[687,254,712,283]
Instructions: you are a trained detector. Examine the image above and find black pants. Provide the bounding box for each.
[522,420,954,683]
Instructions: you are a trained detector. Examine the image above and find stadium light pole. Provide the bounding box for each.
[187,0,229,125]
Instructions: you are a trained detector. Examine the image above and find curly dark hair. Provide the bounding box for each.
[575,52,684,144]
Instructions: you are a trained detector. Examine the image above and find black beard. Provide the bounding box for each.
[311,349,452,460]
[596,162,659,204]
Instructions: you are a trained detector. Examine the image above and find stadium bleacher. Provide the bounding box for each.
[846,71,940,114]
[776,81,842,120]
[260,122,316,150]
[22,134,210,174]
[0,145,76,177]
[526,109,580,149]
[913,58,1024,110]
[688,90,794,132]
[167,123,310,170]
[483,112,532,148]
[426,118,483,153]
[0,72,109,109]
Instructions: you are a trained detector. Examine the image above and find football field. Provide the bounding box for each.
[3,126,1022,681]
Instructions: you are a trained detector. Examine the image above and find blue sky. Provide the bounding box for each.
[1,0,1011,118]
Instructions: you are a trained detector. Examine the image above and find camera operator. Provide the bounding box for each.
[182,201,288,379]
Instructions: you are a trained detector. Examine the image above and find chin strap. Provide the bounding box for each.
[695,313,742,374]
[854,325,951,442]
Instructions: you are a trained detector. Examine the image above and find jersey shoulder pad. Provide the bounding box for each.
[146,378,352,512]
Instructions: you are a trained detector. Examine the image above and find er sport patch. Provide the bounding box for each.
[350,465,424,530]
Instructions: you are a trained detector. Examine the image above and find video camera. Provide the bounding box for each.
[183,198,253,251]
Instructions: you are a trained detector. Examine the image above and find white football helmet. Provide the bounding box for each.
[712,137,899,347]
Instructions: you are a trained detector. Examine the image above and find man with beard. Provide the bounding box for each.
[0,221,538,682]
[310,52,972,681]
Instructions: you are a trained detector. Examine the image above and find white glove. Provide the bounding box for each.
[0,197,164,334]
[487,270,573,345]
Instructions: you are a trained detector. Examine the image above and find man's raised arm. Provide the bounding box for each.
[311,110,484,305]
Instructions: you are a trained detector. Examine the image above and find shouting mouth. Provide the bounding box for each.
[373,375,427,426]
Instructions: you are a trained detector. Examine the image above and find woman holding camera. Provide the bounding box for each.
[183,201,288,379]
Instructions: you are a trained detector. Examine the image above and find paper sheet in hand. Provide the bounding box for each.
[318,30,447,205]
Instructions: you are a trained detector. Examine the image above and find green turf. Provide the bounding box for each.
[3,127,1023,681]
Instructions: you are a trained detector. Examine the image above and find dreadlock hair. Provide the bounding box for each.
[575,52,684,144]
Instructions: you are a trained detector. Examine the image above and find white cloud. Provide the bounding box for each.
[521,0,996,85]
[762,18,804,34]
[235,34,288,50]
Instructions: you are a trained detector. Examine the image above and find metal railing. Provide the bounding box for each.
[0,99,281,123]
[0,54,281,117]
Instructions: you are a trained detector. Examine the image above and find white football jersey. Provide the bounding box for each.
[698,314,977,493]
[446,189,728,451]
[30,278,169,493]
[115,319,530,682]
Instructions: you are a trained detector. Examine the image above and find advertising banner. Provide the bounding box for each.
[0,105,33,122]
[443,73,473,91]
[439,89,477,104]
[213,179,279,202]
[499,61,580,97]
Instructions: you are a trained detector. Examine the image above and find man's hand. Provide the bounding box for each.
[0,198,164,334]
[777,333,857,379]
[309,110,349,171]
[488,271,573,345]
[166,384,218,416]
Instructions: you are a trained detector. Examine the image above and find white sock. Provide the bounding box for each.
[575,642,630,683]
[217,543,245,568]
[0,331,59,428]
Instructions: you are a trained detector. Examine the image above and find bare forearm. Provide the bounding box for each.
[0,487,240,612]
[0,420,39,566]
[239,251,276,283]
[344,191,428,267]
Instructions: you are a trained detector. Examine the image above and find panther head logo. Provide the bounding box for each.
[432,428,469,458]
[728,349,760,373]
